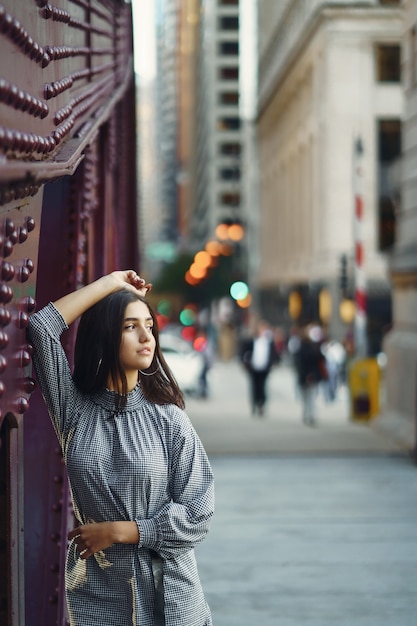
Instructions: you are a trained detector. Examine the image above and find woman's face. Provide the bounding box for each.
[119,300,156,378]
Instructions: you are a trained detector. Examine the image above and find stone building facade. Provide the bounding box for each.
[384,0,417,451]
[257,0,402,350]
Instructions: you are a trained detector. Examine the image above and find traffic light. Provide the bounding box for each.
[339,254,348,292]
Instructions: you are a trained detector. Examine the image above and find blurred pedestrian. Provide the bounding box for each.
[321,339,346,402]
[194,330,214,399]
[294,325,327,426]
[240,319,278,416]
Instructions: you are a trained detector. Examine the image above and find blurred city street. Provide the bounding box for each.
[187,360,417,626]
[186,359,405,457]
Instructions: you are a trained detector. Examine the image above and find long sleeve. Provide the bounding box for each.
[27,302,80,447]
[136,407,214,560]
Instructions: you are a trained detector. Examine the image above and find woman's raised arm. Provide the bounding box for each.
[53,270,151,326]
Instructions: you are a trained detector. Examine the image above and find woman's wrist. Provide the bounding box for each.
[112,521,140,545]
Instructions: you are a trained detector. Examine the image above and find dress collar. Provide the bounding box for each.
[91,382,146,412]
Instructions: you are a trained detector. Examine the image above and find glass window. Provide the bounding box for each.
[379,0,400,5]
[219,16,239,31]
[218,0,238,5]
[219,92,239,106]
[411,27,417,88]
[377,119,401,250]
[220,192,240,206]
[219,66,239,80]
[219,143,241,155]
[219,41,239,56]
[376,45,400,82]
[217,117,241,130]
[219,167,240,181]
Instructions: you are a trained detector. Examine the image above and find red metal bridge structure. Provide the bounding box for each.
[0,2,140,624]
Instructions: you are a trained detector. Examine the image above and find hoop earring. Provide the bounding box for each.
[139,367,159,376]
[95,358,102,375]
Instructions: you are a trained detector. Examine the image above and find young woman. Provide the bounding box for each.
[27,270,214,626]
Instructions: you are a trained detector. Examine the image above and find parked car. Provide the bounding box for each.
[159,332,205,396]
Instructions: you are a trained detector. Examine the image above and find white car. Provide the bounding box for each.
[159,333,205,396]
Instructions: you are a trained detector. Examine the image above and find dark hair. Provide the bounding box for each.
[73,290,185,410]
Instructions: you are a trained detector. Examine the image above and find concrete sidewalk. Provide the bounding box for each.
[186,360,409,457]
[187,361,417,626]
[196,454,417,626]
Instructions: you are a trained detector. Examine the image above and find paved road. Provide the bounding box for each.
[185,361,417,625]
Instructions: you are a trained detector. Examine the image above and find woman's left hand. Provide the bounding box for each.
[68,522,117,559]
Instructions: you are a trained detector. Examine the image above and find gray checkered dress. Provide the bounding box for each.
[28,303,214,626]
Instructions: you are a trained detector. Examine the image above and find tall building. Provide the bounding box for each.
[135,0,183,282]
[384,0,417,450]
[256,0,402,351]
[192,0,246,251]
[155,0,179,244]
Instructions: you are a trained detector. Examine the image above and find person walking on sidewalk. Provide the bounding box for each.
[294,325,327,426]
[240,319,278,416]
[27,270,214,626]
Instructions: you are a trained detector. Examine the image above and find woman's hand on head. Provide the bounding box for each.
[110,270,152,297]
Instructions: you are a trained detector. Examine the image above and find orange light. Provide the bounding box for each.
[185,270,200,285]
[228,224,244,241]
[194,250,212,268]
[219,243,234,256]
[193,336,208,352]
[215,223,230,240]
[189,263,207,279]
[205,240,221,256]
[288,291,302,320]
[237,294,252,308]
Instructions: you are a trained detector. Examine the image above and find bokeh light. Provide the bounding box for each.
[179,308,196,326]
[228,223,244,241]
[230,281,249,300]
[189,263,207,279]
[181,326,196,342]
[194,250,212,268]
[237,293,252,308]
[157,299,172,316]
[185,270,200,285]
[205,240,222,256]
[215,223,230,240]
[193,336,208,352]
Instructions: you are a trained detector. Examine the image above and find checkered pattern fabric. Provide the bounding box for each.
[28,303,214,626]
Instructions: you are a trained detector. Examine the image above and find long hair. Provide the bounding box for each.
[73,290,185,410]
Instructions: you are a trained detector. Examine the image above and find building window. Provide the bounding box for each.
[377,119,401,251]
[375,45,400,82]
[219,142,241,155]
[219,16,239,31]
[217,117,240,130]
[219,92,239,106]
[220,192,240,206]
[219,41,239,56]
[218,0,238,5]
[411,27,417,88]
[219,66,239,80]
[219,167,240,181]
[378,0,400,5]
